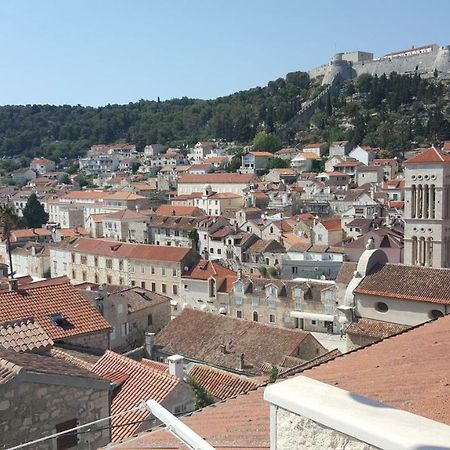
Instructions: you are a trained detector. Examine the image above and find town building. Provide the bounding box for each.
[403,147,450,268]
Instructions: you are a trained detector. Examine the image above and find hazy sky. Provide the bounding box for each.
[0,0,449,106]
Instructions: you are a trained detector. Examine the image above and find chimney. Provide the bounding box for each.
[8,278,18,292]
[239,353,245,370]
[145,332,155,358]
[31,246,36,256]
[168,355,184,378]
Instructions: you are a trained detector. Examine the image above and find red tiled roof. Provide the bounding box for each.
[71,238,193,262]
[320,218,342,231]
[155,205,205,216]
[0,317,53,353]
[154,309,325,374]
[91,351,182,442]
[106,387,269,449]
[388,200,405,208]
[346,318,410,340]
[249,151,274,157]
[405,147,450,164]
[182,259,236,280]
[178,173,256,184]
[188,364,260,401]
[0,279,111,340]
[306,314,450,425]
[208,192,242,199]
[355,263,450,304]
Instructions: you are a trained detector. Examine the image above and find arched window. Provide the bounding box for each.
[252,311,259,322]
[209,279,216,297]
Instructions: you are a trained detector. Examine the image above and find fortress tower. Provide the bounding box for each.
[316,44,450,86]
[404,147,450,268]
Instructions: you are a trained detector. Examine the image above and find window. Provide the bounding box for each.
[173,268,177,276]
[294,301,301,311]
[130,263,135,273]
[119,260,123,270]
[121,322,130,336]
[324,291,333,301]
[151,266,155,274]
[94,257,98,267]
[210,248,214,254]
[104,259,112,269]
[236,310,242,319]
[253,311,259,322]
[63,262,67,271]
[292,267,298,275]
[81,255,87,264]
[53,260,57,272]
[217,248,222,255]
[162,267,166,276]
[82,271,87,282]
[234,283,242,293]
[151,282,156,291]
[235,296,243,305]
[294,288,302,297]
[119,277,124,285]
[107,275,112,284]
[141,281,146,289]
[71,253,75,263]
[148,314,153,326]
[56,418,78,449]
[311,320,317,325]
[162,283,167,294]
[375,302,389,313]
[173,285,178,295]
[131,280,136,287]
[141,264,145,274]
[251,297,259,307]
[317,234,323,242]
[269,314,276,323]
[71,269,76,279]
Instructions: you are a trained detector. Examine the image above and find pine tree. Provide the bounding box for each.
[22,193,49,228]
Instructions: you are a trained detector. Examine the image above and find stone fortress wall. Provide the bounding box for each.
[308,43,450,85]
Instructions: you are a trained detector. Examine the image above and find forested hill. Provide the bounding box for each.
[0,71,314,159]
[0,70,449,160]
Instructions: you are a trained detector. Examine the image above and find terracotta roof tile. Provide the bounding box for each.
[306,315,450,425]
[0,317,53,353]
[0,280,111,341]
[91,351,182,442]
[405,147,450,164]
[188,364,260,401]
[346,318,410,339]
[182,260,236,280]
[154,309,325,374]
[178,173,256,184]
[107,387,269,449]
[355,263,450,304]
[155,205,205,216]
[70,237,193,262]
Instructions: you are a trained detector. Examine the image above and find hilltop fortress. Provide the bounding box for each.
[309,43,450,85]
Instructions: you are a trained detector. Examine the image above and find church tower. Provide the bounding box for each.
[404,147,450,268]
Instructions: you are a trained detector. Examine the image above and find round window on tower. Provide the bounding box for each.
[375,302,389,313]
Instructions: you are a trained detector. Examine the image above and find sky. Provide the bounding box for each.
[0,0,449,106]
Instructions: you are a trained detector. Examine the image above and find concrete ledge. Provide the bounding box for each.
[264,376,450,450]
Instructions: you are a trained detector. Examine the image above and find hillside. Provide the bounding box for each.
[0,71,448,160]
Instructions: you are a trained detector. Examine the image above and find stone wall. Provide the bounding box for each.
[61,329,110,354]
[275,407,378,450]
[0,380,110,449]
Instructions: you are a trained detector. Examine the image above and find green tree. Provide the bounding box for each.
[188,229,199,252]
[59,173,72,184]
[188,376,215,410]
[22,193,49,228]
[253,131,283,153]
[269,365,279,383]
[266,157,290,170]
[0,205,19,278]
